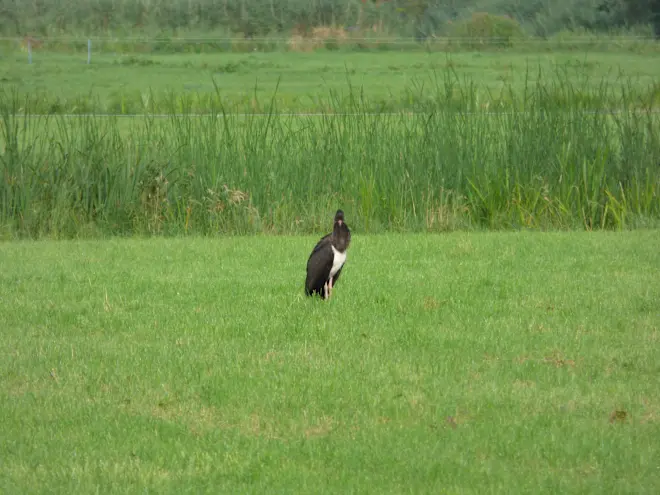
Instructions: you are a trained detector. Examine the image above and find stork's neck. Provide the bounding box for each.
[332,225,350,252]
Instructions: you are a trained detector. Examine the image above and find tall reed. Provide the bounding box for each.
[1,69,658,239]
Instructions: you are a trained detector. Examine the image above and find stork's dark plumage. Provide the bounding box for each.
[305,209,351,300]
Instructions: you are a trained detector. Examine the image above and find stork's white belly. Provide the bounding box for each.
[329,246,346,279]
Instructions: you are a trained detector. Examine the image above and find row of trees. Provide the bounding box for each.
[0,0,658,39]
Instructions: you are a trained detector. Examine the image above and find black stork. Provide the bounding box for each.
[305,209,351,300]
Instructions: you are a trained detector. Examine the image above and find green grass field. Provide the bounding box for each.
[1,231,659,492]
[2,40,660,493]
[2,49,660,113]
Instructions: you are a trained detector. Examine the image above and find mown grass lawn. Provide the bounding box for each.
[1,231,659,493]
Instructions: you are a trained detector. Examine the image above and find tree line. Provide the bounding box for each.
[0,0,658,39]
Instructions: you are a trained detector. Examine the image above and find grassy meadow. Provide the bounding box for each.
[1,40,660,492]
[2,47,659,241]
[2,48,660,114]
[1,232,659,492]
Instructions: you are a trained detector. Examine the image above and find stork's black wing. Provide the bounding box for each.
[308,233,330,256]
[305,237,334,297]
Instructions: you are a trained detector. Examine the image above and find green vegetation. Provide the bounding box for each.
[2,50,660,115]
[2,54,660,239]
[1,232,659,492]
[4,17,657,237]
[2,5,659,489]
[2,0,658,40]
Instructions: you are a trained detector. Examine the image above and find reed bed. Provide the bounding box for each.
[1,69,659,239]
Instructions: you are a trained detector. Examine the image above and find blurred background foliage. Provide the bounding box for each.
[0,0,658,41]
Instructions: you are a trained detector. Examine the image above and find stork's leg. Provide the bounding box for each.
[323,281,328,299]
[328,277,333,300]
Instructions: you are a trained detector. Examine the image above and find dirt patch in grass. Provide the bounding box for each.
[288,25,349,52]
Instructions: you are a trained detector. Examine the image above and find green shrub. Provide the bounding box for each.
[448,12,525,48]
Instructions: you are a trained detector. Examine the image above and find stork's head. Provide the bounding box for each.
[332,209,350,251]
[334,209,345,226]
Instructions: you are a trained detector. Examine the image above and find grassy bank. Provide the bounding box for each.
[1,64,659,239]
[1,232,659,492]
